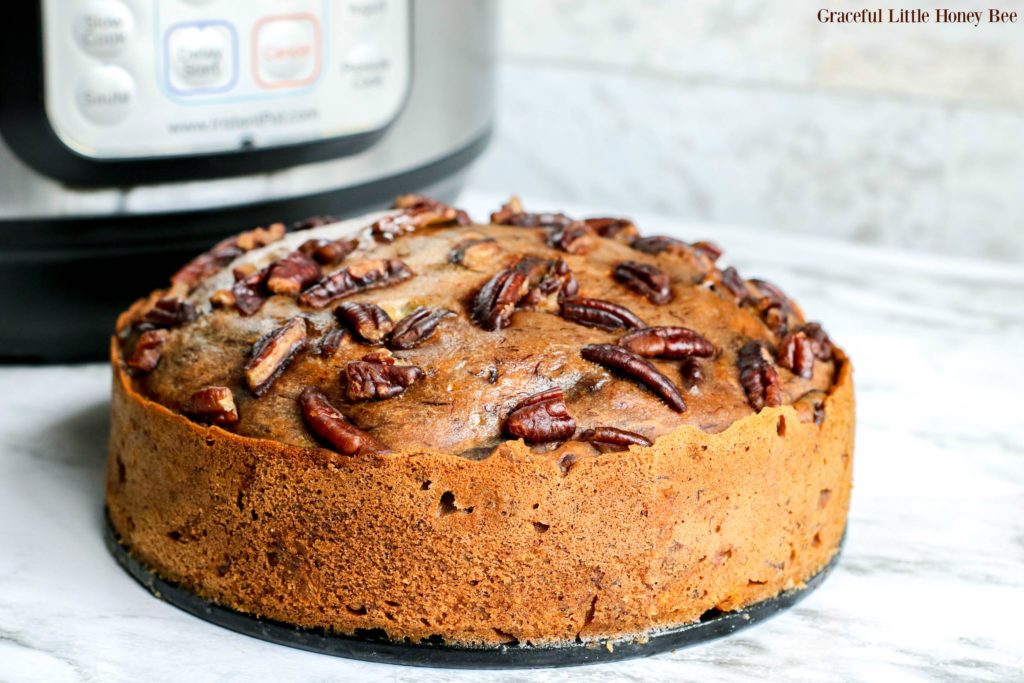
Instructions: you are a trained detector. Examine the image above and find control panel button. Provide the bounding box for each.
[254,15,320,88]
[74,0,133,58]
[76,65,135,125]
[342,43,389,90]
[166,23,236,93]
[339,0,389,33]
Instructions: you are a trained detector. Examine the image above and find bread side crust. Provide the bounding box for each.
[106,338,854,646]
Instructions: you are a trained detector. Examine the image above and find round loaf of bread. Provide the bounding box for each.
[106,195,854,646]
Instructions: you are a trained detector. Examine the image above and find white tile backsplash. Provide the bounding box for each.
[468,0,1024,263]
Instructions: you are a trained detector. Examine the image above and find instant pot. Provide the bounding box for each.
[0,0,494,361]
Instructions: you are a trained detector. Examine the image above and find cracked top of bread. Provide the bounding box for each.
[115,195,839,458]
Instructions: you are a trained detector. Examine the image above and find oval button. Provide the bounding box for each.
[76,66,135,125]
[74,0,133,58]
[169,25,231,88]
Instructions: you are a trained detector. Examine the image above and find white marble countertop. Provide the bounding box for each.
[1,192,1022,682]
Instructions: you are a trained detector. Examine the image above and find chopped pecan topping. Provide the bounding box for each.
[619,326,715,359]
[548,222,595,254]
[140,298,197,329]
[584,217,639,243]
[125,329,168,373]
[581,344,687,412]
[344,355,424,401]
[738,341,782,412]
[613,261,672,304]
[244,317,308,396]
[209,289,236,308]
[372,196,469,242]
[232,266,271,316]
[335,303,394,344]
[679,357,704,387]
[503,388,576,444]
[235,223,286,251]
[449,237,503,271]
[778,329,815,379]
[559,297,646,331]
[184,386,238,426]
[298,258,413,308]
[318,328,347,357]
[580,426,652,452]
[491,196,575,229]
[298,387,387,455]
[388,307,455,350]
[171,237,243,290]
[298,237,359,266]
[471,266,529,330]
[267,251,321,296]
[290,215,338,232]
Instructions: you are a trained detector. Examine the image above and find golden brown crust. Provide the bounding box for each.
[107,341,853,645]
[107,198,855,646]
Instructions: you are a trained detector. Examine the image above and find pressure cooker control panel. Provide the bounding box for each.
[40,0,410,159]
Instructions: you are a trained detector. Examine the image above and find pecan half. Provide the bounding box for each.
[584,217,639,243]
[449,237,502,271]
[521,258,578,311]
[318,328,347,357]
[614,261,672,304]
[631,235,689,255]
[719,266,750,302]
[580,426,652,452]
[299,259,413,308]
[471,266,529,330]
[298,237,359,266]
[298,387,388,455]
[503,388,576,444]
[235,223,285,251]
[801,322,833,360]
[778,329,814,379]
[244,317,308,396]
[344,355,424,401]
[619,326,715,359]
[267,251,321,296]
[388,307,455,350]
[171,237,242,290]
[559,297,646,331]
[491,196,575,229]
[335,302,394,344]
[738,341,782,412]
[232,266,271,316]
[372,196,469,242]
[679,357,704,387]
[125,329,168,373]
[692,240,723,261]
[140,298,197,329]
[290,215,338,232]
[184,386,238,426]
[548,221,595,254]
[581,344,687,412]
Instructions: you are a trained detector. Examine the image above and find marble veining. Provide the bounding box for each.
[0,191,1021,682]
